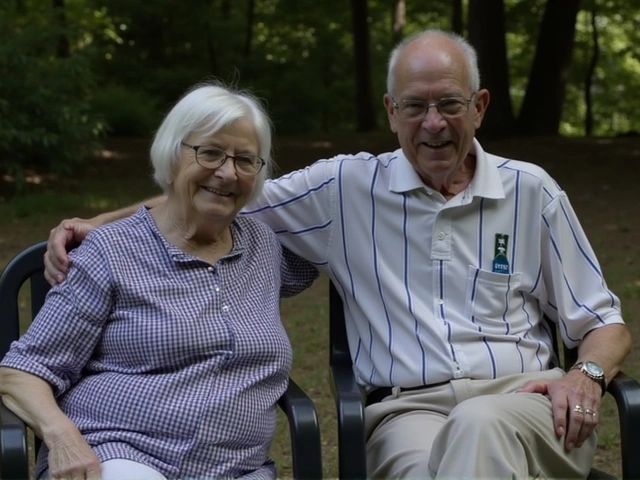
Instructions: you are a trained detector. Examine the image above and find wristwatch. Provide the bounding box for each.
[570,361,606,396]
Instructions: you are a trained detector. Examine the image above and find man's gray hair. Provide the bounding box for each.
[386,29,481,96]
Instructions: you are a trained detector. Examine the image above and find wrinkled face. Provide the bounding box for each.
[384,36,489,187]
[169,118,259,223]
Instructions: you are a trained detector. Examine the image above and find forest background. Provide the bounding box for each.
[1,0,640,188]
[1,0,640,478]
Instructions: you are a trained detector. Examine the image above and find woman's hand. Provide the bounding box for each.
[46,423,101,480]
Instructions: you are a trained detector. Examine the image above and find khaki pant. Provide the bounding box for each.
[365,369,596,479]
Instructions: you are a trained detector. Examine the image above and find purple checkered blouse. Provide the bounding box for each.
[1,207,318,479]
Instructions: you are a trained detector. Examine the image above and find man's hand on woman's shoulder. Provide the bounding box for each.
[44,218,96,286]
[42,197,164,285]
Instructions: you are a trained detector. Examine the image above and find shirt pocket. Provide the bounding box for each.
[465,266,524,335]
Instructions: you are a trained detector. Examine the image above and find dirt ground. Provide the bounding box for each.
[1,132,639,477]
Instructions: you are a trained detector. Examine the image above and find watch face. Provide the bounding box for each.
[584,361,604,377]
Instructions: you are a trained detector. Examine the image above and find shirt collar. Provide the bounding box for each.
[389,148,428,193]
[388,139,505,200]
[466,139,505,200]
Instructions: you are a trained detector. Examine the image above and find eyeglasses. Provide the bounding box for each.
[391,93,477,121]
[181,142,265,176]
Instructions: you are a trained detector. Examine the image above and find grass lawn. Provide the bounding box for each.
[1,133,639,478]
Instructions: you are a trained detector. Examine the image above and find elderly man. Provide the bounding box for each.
[44,29,630,478]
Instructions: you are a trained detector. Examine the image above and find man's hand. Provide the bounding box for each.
[518,370,601,451]
[44,218,96,286]
[46,425,101,480]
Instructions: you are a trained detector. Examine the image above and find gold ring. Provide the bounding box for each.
[573,405,584,414]
[584,408,597,416]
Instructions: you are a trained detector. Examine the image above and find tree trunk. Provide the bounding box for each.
[391,0,406,46]
[244,0,255,58]
[202,0,218,76]
[468,0,515,140]
[517,0,581,136]
[350,0,377,132]
[584,0,599,136]
[52,0,70,58]
[451,0,464,35]
[221,0,231,19]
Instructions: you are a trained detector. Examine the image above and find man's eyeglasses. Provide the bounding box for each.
[391,93,477,121]
[181,142,265,176]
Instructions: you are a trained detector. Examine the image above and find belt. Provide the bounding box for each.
[366,381,450,407]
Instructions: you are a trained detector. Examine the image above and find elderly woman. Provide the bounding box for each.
[0,82,318,479]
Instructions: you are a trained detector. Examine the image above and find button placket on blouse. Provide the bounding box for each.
[205,264,229,310]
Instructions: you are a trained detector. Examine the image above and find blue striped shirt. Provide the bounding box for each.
[244,139,623,389]
[1,207,318,479]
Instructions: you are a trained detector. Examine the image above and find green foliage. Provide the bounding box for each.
[564,3,640,136]
[91,84,162,137]
[3,0,640,167]
[0,6,104,191]
[242,18,356,133]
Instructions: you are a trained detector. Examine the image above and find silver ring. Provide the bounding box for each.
[584,408,597,416]
[573,405,584,414]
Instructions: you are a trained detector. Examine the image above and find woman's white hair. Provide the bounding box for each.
[386,29,481,96]
[150,80,272,203]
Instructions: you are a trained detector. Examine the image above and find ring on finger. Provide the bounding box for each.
[573,404,584,414]
[584,408,597,416]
